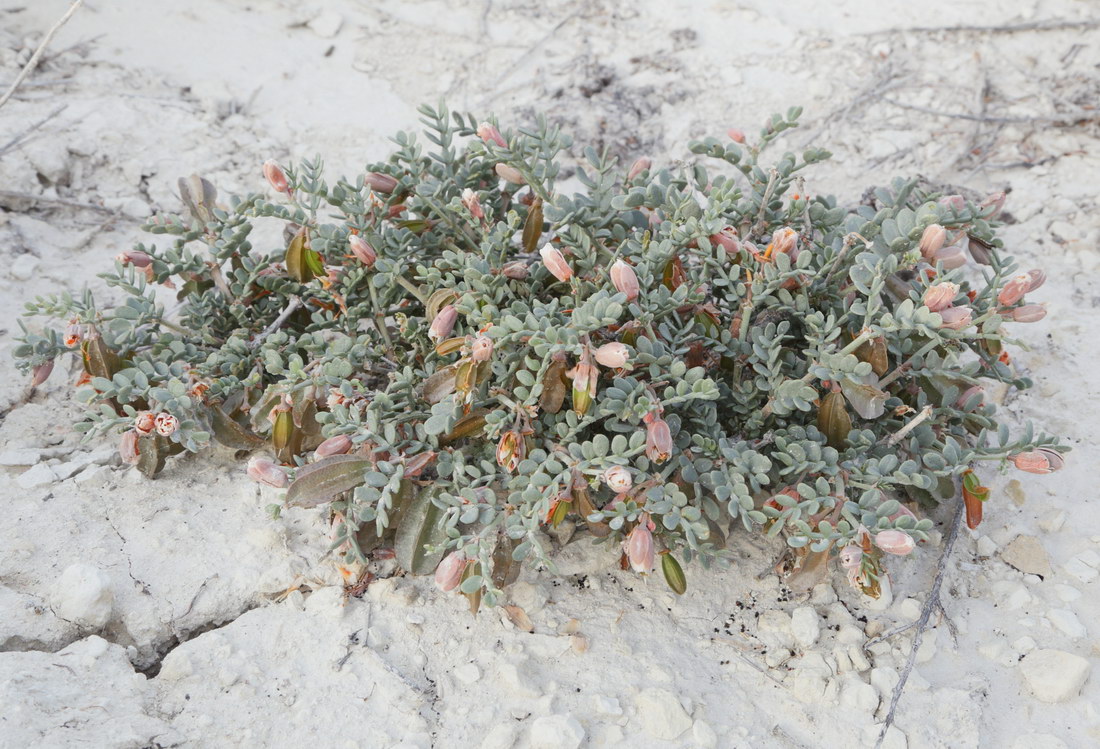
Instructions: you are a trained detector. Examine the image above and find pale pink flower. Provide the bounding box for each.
[247,457,289,488]
[727,128,746,143]
[494,163,526,185]
[31,360,54,387]
[435,551,467,591]
[263,160,289,193]
[501,261,529,280]
[348,234,377,267]
[1010,305,1046,323]
[1026,269,1046,292]
[593,342,630,369]
[540,246,573,282]
[119,430,140,465]
[709,230,740,257]
[644,412,673,463]
[610,259,640,301]
[476,122,507,148]
[429,305,458,340]
[997,273,1031,306]
[1009,449,1064,474]
[922,282,958,312]
[919,224,946,258]
[938,306,972,330]
[365,172,398,194]
[627,157,651,181]
[874,529,915,555]
[933,244,967,269]
[603,465,633,493]
[315,434,352,458]
[134,411,156,436]
[461,188,484,220]
[471,335,494,363]
[625,522,655,573]
[154,412,179,437]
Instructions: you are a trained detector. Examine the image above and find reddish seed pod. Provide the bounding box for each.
[625,521,655,573]
[494,163,526,185]
[727,128,746,143]
[644,414,673,463]
[627,157,651,181]
[435,551,467,592]
[1026,269,1045,292]
[933,244,967,269]
[1011,304,1046,323]
[997,273,1031,306]
[31,359,54,387]
[938,305,973,330]
[919,224,946,259]
[315,434,353,458]
[476,122,507,148]
[1009,449,1064,474]
[348,234,377,267]
[247,456,289,488]
[610,259,639,301]
[364,172,398,194]
[874,530,915,555]
[263,160,289,193]
[429,304,458,340]
[501,261,529,280]
[540,246,573,283]
[119,430,140,465]
[115,249,153,268]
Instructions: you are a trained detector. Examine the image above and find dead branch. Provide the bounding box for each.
[866,19,1100,35]
[880,97,1098,126]
[0,104,67,157]
[874,498,964,749]
[0,0,85,112]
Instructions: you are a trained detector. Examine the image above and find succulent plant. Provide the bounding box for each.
[15,102,1065,607]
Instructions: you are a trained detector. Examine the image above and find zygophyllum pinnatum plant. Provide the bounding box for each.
[16,103,1067,609]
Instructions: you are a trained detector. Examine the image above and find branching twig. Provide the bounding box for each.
[874,498,964,749]
[866,19,1100,35]
[252,296,302,348]
[880,97,1097,126]
[885,405,934,446]
[0,0,85,112]
[0,104,67,157]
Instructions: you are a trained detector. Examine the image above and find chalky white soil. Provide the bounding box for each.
[1,1,1098,747]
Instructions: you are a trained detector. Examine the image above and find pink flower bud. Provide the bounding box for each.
[494,163,526,185]
[154,412,179,437]
[365,172,398,194]
[247,456,289,488]
[1009,449,1064,474]
[593,342,630,369]
[709,230,740,257]
[770,227,798,257]
[609,259,639,301]
[997,273,1031,306]
[603,465,633,493]
[134,411,156,436]
[625,522,655,573]
[348,234,377,267]
[874,529,915,556]
[956,385,984,409]
[434,551,467,592]
[471,335,494,363]
[119,430,140,465]
[501,261,529,280]
[938,194,966,213]
[727,128,746,143]
[31,360,54,387]
[540,246,573,282]
[1010,304,1046,323]
[476,122,507,148]
[315,434,352,458]
[461,188,484,220]
[980,191,1006,219]
[933,244,967,269]
[115,249,153,268]
[922,281,958,312]
[627,157,651,181]
[1026,269,1046,292]
[429,304,458,340]
[919,224,946,258]
[938,305,972,330]
[644,412,673,463]
[263,160,289,193]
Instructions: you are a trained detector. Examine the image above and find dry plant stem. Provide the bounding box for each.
[0,104,67,156]
[868,18,1100,35]
[874,497,965,749]
[880,97,1097,126]
[251,296,302,348]
[0,190,140,218]
[0,0,85,112]
[885,405,934,446]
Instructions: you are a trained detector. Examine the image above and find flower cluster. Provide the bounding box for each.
[15,104,1065,607]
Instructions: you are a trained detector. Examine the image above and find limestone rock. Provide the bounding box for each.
[51,563,114,628]
[529,715,584,749]
[1001,536,1053,578]
[635,687,693,740]
[1019,649,1091,703]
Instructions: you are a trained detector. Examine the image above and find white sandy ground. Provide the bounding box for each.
[0,1,1098,747]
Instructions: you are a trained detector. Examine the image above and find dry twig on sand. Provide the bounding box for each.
[880,97,1097,126]
[0,0,85,112]
[874,498,965,749]
[866,19,1100,35]
[0,104,67,157]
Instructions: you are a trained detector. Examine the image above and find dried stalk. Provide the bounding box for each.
[0,0,85,112]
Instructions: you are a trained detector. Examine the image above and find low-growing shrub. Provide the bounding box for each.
[15,103,1065,607]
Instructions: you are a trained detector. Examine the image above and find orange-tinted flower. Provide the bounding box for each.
[263,160,289,193]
